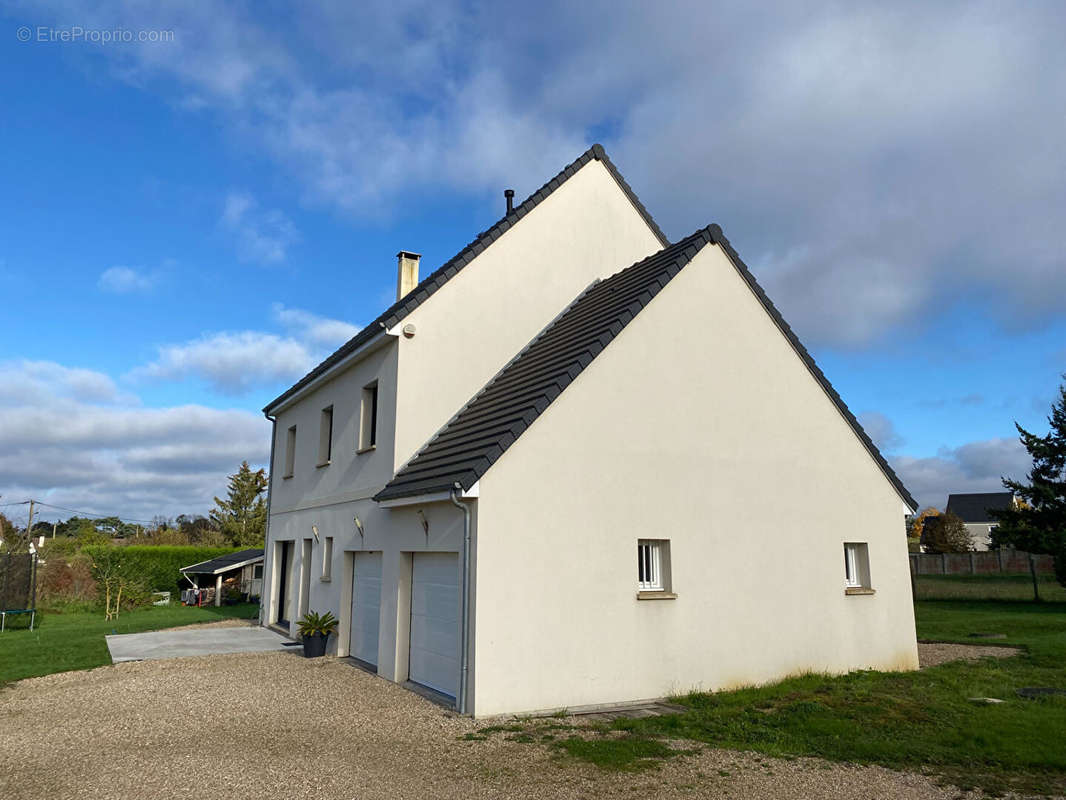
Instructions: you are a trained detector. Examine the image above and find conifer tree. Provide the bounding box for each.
[210,461,268,547]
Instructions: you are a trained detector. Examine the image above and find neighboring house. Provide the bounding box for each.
[945,492,1016,551]
[181,548,264,606]
[260,145,919,718]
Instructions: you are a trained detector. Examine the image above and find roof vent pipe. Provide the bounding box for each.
[504,188,514,215]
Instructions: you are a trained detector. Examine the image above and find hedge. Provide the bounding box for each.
[81,545,240,594]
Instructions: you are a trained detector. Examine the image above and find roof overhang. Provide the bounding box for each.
[265,329,393,417]
[180,555,265,575]
[376,482,479,508]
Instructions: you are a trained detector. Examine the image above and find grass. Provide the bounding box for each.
[0,603,259,685]
[915,573,1066,602]
[488,597,1066,795]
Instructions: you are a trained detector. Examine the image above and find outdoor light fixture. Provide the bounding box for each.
[417,509,429,538]
[311,524,320,542]
[354,516,364,539]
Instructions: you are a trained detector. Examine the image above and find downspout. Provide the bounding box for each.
[450,483,472,715]
[261,413,277,628]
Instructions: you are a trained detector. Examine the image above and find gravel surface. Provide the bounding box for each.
[917,641,1022,668]
[0,651,1009,800]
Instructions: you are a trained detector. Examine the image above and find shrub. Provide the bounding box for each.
[81,545,239,594]
[37,554,98,612]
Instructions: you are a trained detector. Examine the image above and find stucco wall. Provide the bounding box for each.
[393,159,664,468]
[470,243,918,717]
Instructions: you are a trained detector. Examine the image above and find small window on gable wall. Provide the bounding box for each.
[844,542,871,590]
[638,540,670,591]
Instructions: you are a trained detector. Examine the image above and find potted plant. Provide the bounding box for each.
[296,610,338,658]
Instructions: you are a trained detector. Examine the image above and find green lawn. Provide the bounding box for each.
[0,603,259,685]
[499,599,1066,795]
[915,573,1066,602]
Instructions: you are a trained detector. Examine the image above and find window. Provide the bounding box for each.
[321,536,333,581]
[318,406,334,466]
[253,564,263,580]
[359,381,379,451]
[637,539,671,592]
[843,542,871,592]
[283,425,296,478]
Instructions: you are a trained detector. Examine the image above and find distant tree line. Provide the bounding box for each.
[0,461,268,553]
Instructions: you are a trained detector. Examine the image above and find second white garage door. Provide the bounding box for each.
[350,552,382,666]
[409,552,459,698]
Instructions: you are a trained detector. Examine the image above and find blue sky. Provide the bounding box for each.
[1,0,1063,521]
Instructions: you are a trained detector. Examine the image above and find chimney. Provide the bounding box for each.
[396,251,421,300]
[504,188,515,215]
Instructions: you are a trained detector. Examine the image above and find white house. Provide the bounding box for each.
[260,145,919,718]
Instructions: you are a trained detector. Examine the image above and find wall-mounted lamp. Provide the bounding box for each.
[311,524,320,543]
[417,509,429,538]
[353,516,365,539]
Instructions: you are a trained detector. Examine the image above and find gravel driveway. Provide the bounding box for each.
[0,650,1000,800]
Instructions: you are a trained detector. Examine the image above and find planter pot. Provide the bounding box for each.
[302,632,329,658]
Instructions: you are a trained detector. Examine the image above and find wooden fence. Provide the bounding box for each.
[909,548,1054,576]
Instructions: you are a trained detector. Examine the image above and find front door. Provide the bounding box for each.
[276,541,293,627]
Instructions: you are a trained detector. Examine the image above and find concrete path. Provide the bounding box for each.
[106,626,292,662]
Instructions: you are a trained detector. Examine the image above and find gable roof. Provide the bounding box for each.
[375,224,917,510]
[264,144,668,414]
[946,492,1014,523]
[180,548,264,575]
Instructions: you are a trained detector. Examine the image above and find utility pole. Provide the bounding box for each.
[25,500,35,551]
[52,520,58,539]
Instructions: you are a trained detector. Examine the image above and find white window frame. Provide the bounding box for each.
[844,543,861,588]
[318,406,334,466]
[283,425,296,478]
[638,540,665,591]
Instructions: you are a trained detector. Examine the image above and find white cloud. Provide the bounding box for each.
[890,437,1031,511]
[98,266,156,293]
[129,304,358,395]
[857,411,904,454]
[17,0,1066,348]
[221,191,299,264]
[134,331,315,395]
[273,303,360,348]
[0,360,269,519]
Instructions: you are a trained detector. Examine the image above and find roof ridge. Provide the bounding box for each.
[264,144,668,414]
[374,231,713,501]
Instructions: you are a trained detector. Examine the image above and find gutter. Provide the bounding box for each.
[450,483,473,715]
[261,412,277,627]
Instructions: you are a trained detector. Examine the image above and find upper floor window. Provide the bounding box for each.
[318,405,333,466]
[359,381,378,452]
[283,425,296,478]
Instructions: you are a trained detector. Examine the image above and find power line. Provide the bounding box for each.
[2,499,156,525]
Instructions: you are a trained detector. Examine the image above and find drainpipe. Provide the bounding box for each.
[261,413,277,628]
[450,483,472,715]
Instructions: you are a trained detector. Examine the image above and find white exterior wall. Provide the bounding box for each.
[470,243,918,717]
[261,156,662,701]
[393,160,664,466]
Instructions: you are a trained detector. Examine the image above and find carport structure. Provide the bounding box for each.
[180,549,264,607]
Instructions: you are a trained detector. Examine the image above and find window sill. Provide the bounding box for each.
[845,587,876,596]
[282,474,294,480]
[637,591,677,601]
[320,576,331,583]
[316,460,331,469]
[356,445,376,455]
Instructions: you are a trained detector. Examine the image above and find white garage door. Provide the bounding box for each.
[409,552,459,698]
[350,552,382,666]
